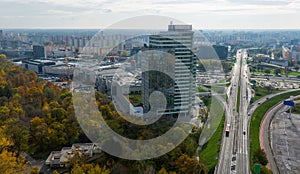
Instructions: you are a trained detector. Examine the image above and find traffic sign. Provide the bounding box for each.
[283,100,295,107]
[254,163,261,174]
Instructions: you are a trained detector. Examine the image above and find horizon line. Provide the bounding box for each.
[2,28,300,31]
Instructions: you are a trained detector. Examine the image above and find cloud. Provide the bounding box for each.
[0,0,300,28]
[227,0,295,6]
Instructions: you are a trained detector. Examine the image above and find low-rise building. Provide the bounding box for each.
[22,59,56,74]
[45,143,101,169]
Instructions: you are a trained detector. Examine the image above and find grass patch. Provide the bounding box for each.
[211,85,226,94]
[128,94,142,107]
[198,87,208,92]
[292,99,300,114]
[199,96,225,173]
[288,71,300,77]
[252,86,282,102]
[199,114,225,173]
[249,90,300,166]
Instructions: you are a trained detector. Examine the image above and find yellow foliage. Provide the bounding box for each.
[0,137,13,149]
[71,164,110,174]
[0,150,28,174]
[0,54,6,59]
[0,127,13,149]
[158,167,168,174]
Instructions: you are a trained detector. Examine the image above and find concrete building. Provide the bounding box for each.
[22,59,56,74]
[43,64,75,77]
[213,45,228,60]
[282,46,291,59]
[142,24,196,116]
[270,59,289,67]
[45,143,101,168]
[33,45,46,59]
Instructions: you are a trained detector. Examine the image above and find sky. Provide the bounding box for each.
[1,0,300,29]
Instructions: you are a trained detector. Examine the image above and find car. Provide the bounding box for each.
[248,113,250,116]
[266,97,269,100]
[243,131,246,135]
[258,102,261,105]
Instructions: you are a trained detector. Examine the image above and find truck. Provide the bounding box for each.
[225,123,230,137]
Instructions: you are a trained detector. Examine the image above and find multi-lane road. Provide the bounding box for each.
[236,49,251,174]
[217,49,251,174]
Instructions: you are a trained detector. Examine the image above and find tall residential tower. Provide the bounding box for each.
[142,24,196,116]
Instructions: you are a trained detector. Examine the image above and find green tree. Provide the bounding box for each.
[253,148,268,166]
[0,106,10,123]
[275,68,281,76]
[264,69,270,75]
[5,119,29,156]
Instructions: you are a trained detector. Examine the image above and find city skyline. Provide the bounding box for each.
[1,0,300,29]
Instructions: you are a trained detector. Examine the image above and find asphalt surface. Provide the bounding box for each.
[247,86,300,174]
[260,102,283,174]
[217,49,251,174]
[235,49,251,174]
[270,105,300,174]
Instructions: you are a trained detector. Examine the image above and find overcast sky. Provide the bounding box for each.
[1,0,300,29]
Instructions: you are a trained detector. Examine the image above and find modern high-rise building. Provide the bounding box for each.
[33,45,46,59]
[142,24,196,116]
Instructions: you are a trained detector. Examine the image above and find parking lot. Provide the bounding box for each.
[270,111,300,174]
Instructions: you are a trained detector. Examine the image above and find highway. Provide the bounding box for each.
[215,48,300,174]
[216,49,251,174]
[236,49,251,174]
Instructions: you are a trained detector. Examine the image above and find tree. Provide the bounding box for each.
[30,117,49,152]
[0,127,13,149]
[71,163,110,174]
[253,148,268,166]
[0,106,10,123]
[264,69,270,75]
[265,85,273,93]
[158,167,168,174]
[0,54,6,59]
[275,68,281,76]
[52,170,59,174]
[0,150,29,174]
[30,167,39,174]
[0,127,28,174]
[173,154,207,174]
[5,119,30,156]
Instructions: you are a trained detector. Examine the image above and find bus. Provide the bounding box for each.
[225,123,230,137]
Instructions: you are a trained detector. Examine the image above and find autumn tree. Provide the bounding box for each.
[4,119,29,156]
[71,164,110,174]
[0,127,28,174]
[0,54,6,59]
[173,154,207,174]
